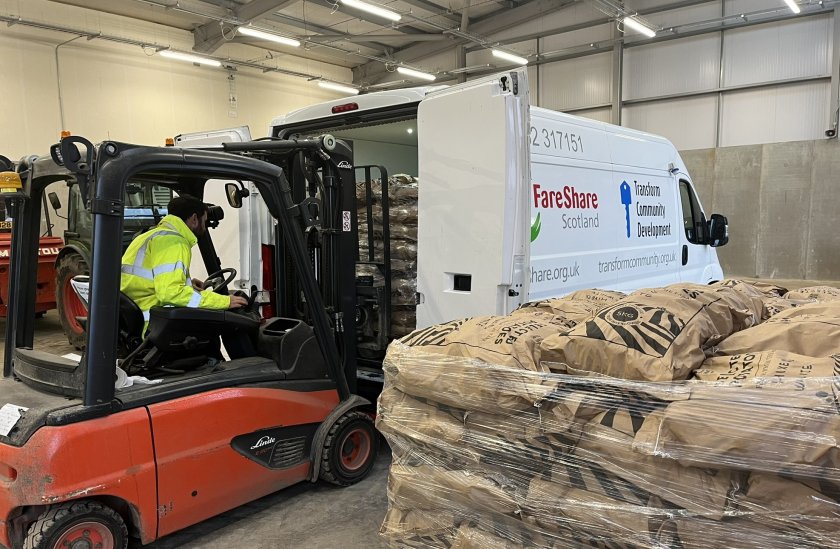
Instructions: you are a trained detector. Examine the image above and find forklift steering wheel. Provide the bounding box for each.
[202,268,237,292]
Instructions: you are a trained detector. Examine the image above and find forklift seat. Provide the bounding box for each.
[119,292,145,352]
[71,276,145,355]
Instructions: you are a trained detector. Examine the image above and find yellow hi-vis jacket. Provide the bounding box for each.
[120,214,230,329]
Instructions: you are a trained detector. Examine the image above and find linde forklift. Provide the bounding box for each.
[0,135,377,549]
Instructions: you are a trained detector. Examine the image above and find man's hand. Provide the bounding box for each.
[192,278,205,290]
[229,295,249,309]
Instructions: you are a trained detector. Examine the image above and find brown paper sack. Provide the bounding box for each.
[735,473,840,541]
[655,517,811,549]
[574,419,739,519]
[713,278,788,297]
[694,351,840,409]
[451,520,558,549]
[761,295,815,320]
[541,285,756,381]
[384,341,555,413]
[633,396,840,477]
[785,285,840,302]
[714,301,840,357]
[401,312,574,372]
[380,507,460,538]
[377,387,470,448]
[522,478,663,548]
[513,289,627,326]
[388,463,522,517]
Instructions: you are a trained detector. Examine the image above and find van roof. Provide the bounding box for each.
[271,85,449,128]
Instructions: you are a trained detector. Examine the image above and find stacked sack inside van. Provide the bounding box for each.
[357,174,419,337]
[376,282,840,548]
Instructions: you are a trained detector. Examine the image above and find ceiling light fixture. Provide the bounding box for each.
[397,66,436,81]
[492,49,528,65]
[783,0,801,13]
[159,50,221,67]
[407,128,414,134]
[340,0,402,21]
[623,16,657,38]
[318,81,360,95]
[238,27,301,47]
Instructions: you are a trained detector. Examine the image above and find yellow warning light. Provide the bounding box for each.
[60,130,71,138]
[165,138,175,146]
[0,171,23,193]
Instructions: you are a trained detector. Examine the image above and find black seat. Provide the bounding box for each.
[119,292,145,353]
[147,307,260,359]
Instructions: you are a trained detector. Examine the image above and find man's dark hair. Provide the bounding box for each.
[168,195,208,221]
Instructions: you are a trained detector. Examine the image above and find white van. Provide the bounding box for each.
[266,69,728,329]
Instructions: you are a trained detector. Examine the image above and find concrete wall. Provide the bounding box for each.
[681,139,840,281]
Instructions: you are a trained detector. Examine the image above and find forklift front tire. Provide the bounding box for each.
[319,410,378,487]
[24,500,128,549]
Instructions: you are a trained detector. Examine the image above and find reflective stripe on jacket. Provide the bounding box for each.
[120,214,230,328]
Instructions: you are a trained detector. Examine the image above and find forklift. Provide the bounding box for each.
[0,134,377,548]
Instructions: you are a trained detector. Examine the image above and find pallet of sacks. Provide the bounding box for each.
[376,281,840,548]
[357,174,419,338]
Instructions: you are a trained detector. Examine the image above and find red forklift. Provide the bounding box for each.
[0,135,377,548]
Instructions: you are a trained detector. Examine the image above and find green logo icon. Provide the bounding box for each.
[530,212,541,242]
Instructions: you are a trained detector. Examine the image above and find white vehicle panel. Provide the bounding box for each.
[416,71,530,328]
[173,127,267,291]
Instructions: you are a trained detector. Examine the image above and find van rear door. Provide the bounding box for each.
[416,70,530,328]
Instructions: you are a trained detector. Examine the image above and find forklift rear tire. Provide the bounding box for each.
[56,253,89,350]
[24,500,128,549]
[320,410,379,487]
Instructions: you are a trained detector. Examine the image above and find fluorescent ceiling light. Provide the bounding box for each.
[318,81,360,95]
[340,0,401,21]
[159,50,221,67]
[238,27,301,47]
[783,0,801,13]
[397,66,436,81]
[492,49,528,65]
[623,16,657,38]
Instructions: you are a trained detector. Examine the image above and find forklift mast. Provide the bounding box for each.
[213,137,360,394]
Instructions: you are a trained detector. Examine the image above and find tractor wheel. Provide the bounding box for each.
[56,253,89,350]
[24,500,128,549]
[319,410,379,486]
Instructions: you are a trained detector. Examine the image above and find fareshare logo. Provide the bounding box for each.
[531,212,541,242]
[619,181,632,238]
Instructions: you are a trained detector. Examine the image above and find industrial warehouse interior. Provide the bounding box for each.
[1,0,840,547]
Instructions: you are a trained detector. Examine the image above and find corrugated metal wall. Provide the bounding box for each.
[524,1,834,149]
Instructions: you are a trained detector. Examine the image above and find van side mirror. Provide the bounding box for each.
[48,192,62,211]
[707,213,728,247]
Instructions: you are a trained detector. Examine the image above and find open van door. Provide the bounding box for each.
[416,70,530,328]
[174,127,272,293]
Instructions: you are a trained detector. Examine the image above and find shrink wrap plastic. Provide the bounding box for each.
[357,174,419,337]
[377,282,840,548]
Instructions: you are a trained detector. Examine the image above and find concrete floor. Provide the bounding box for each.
[0,311,391,549]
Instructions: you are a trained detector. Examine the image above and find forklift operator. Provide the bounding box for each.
[120,195,248,329]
